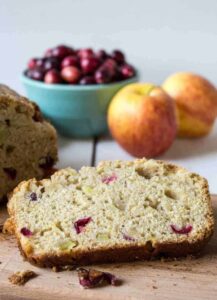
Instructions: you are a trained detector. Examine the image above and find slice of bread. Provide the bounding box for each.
[6,159,214,267]
[0,85,58,201]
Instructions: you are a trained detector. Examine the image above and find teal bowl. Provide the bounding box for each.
[21,74,138,138]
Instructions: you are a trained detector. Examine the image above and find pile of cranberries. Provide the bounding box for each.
[25,45,136,85]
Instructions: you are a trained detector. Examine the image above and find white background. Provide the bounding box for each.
[1,0,217,91]
[0,0,217,192]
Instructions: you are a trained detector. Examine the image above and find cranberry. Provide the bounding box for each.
[52,45,72,58]
[120,64,135,79]
[104,58,117,68]
[27,68,44,81]
[103,58,117,78]
[74,217,92,234]
[44,69,62,84]
[79,76,95,85]
[113,69,123,82]
[44,57,60,71]
[44,48,53,57]
[170,224,193,234]
[80,56,99,74]
[32,103,43,122]
[122,232,135,241]
[95,67,112,84]
[35,58,45,68]
[61,66,81,83]
[28,58,37,69]
[95,49,108,61]
[102,174,117,184]
[78,48,94,58]
[66,46,75,56]
[20,227,33,237]
[30,192,37,201]
[61,55,79,68]
[112,50,125,64]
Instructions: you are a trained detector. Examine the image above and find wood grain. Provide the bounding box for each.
[0,196,216,300]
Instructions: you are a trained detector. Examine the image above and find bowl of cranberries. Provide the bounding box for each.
[21,45,138,137]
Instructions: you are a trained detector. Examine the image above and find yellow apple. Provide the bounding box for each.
[108,83,177,158]
[162,72,217,138]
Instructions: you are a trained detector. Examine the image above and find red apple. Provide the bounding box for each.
[108,83,177,158]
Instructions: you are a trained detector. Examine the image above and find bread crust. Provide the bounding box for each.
[0,85,58,201]
[16,235,212,268]
[7,159,215,268]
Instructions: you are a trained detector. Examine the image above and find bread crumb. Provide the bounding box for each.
[3,218,14,235]
[77,268,120,288]
[9,270,38,285]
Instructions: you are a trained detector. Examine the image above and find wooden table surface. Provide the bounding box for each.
[0,196,216,300]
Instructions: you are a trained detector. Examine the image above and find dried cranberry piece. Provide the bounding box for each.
[20,227,33,237]
[102,174,117,184]
[74,217,92,234]
[39,156,54,169]
[122,232,135,242]
[30,192,37,201]
[3,167,17,180]
[170,224,193,234]
[32,103,43,122]
[77,268,119,288]
[103,272,119,285]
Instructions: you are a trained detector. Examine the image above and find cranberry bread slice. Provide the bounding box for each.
[7,159,214,267]
[0,84,57,201]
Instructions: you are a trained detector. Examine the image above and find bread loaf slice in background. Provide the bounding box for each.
[0,85,58,201]
[6,159,214,267]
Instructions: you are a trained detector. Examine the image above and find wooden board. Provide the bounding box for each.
[0,196,216,300]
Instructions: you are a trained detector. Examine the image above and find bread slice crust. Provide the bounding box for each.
[6,159,214,268]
